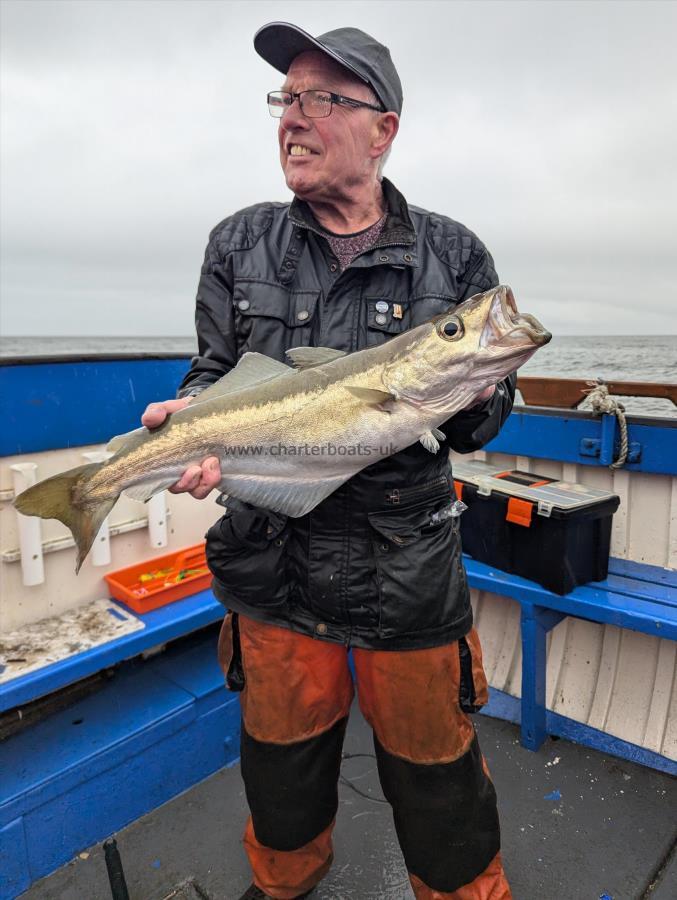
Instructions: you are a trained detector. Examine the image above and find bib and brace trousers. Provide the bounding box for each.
[219,614,511,899]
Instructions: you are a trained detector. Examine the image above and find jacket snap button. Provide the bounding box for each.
[285,260,294,269]
[375,300,389,313]
[297,310,309,321]
[316,623,328,635]
[237,299,250,311]
[379,542,389,552]
[274,537,284,547]
[379,255,389,262]
[375,313,387,326]
[330,263,338,272]
[404,253,413,262]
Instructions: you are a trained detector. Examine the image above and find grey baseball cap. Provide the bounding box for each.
[254,22,403,115]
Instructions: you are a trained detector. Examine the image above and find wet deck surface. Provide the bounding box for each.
[24,705,676,900]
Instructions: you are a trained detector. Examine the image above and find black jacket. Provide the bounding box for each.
[179,179,515,650]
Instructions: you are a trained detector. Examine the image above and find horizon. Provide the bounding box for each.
[3,333,677,340]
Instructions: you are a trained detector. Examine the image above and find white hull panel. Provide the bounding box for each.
[0,444,222,633]
[1,442,674,763]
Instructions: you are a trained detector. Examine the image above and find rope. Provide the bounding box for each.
[584,380,628,468]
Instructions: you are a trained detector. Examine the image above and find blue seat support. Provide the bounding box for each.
[464,555,677,764]
[520,604,565,750]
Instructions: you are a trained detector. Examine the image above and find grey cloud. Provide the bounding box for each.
[1,0,675,336]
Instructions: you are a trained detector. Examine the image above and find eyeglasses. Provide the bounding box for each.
[267,90,384,119]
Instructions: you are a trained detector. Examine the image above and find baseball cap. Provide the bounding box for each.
[254,22,403,115]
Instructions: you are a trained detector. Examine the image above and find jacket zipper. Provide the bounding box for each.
[386,475,449,505]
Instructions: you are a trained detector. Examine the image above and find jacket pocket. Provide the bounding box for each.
[364,295,457,347]
[368,494,466,638]
[206,500,291,610]
[364,296,409,347]
[232,280,320,358]
[458,628,489,712]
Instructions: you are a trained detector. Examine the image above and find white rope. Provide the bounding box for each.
[584,380,628,468]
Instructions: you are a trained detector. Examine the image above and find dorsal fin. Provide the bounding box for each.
[189,353,293,404]
[107,426,147,454]
[285,347,347,369]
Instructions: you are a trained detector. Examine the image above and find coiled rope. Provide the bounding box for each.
[584,380,628,468]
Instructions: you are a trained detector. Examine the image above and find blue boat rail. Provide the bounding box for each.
[1,354,676,462]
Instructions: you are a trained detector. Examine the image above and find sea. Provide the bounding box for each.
[1,334,676,418]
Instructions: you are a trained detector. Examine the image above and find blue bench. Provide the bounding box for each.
[0,626,239,900]
[0,590,224,714]
[464,555,677,773]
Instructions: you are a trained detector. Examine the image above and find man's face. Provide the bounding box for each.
[278,51,380,203]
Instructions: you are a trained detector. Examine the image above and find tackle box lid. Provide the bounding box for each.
[453,460,619,518]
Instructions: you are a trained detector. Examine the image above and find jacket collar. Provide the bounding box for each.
[288,177,417,247]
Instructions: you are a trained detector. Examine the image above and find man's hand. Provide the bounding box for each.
[462,384,496,411]
[141,398,222,500]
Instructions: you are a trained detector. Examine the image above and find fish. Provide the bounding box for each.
[13,284,551,572]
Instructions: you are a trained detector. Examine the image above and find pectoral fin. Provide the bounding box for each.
[345,386,396,412]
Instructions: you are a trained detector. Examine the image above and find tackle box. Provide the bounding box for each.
[452,460,620,594]
[104,543,211,613]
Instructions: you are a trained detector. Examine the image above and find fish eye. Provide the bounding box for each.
[437,316,464,341]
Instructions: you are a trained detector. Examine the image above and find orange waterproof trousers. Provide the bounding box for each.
[219,614,512,900]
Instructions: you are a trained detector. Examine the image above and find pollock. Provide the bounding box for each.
[14,285,551,571]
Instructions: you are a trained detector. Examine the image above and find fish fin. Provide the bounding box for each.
[419,430,441,453]
[285,347,347,369]
[189,353,292,404]
[432,427,446,441]
[13,463,118,574]
[123,477,177,503]
[106,426,148,454]
[345,386,396,410]
[218,474,351,518]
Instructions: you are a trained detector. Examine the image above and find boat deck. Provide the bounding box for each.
[22,697,677,900]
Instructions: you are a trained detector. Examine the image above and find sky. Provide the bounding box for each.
[1,0,675,337]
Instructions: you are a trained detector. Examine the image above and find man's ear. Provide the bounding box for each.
[371,112,399,159]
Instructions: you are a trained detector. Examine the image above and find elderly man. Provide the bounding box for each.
[143,22,513,900]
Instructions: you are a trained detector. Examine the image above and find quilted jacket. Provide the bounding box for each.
[179,178,515,650]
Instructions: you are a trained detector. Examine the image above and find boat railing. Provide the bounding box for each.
[517,375,677,409]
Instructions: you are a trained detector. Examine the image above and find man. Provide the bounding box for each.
[143,22,514,900]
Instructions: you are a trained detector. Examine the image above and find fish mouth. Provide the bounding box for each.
[481,286,552,351]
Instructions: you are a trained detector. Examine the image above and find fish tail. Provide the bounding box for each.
[13,463,118,573]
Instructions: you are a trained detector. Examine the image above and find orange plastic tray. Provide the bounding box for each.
[104,543,212,613]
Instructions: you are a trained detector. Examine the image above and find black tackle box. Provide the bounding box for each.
[453,460,620,595]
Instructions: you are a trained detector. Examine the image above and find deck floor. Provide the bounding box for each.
[23,704,677,900]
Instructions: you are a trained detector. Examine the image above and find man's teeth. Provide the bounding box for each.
[289,145,313,156]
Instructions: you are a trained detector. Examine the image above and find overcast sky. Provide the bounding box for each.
[1,0,675,336]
